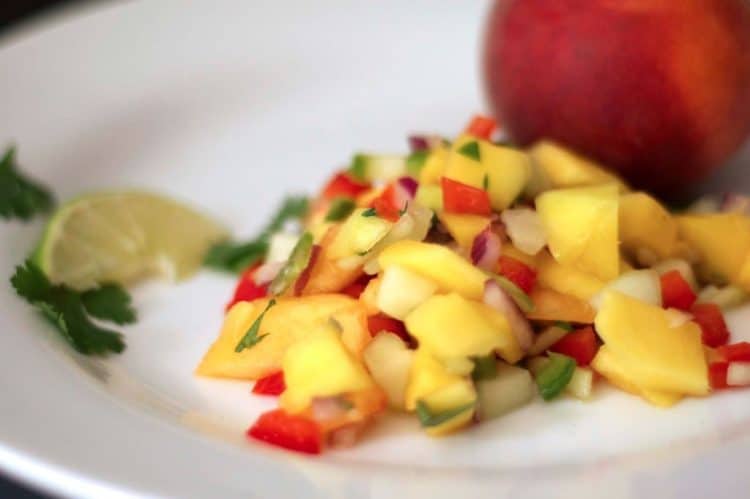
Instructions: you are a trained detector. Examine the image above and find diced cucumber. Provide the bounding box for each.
[471,354,498,381]
[528,325,569,356]
[406,151,429,178]
[566,367,594,400]
[376,264,437,320]
[349,154,407,182]
[267,232,301,263]
[328,208,393,259]
[534,353,576,401]
[362,205,433,275]
[414,184,443,212]
[363,333,414,410]
[590,269,661,311]
[491,275,534,313]
[268,232,314,295]
[476,363,535,421]
[697,284,748,310]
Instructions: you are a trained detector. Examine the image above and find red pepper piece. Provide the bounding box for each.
[441,177,492,216]
[367,314,410,343]
[709,362,729,390]
[252,371,286,396]
[660,270,697,311]
[322,171,370,200]
[342,274,373,299]
[716,342,750,362]
[497,255,537,294]
[691,303,730,347]
[226,265,269,311]
[550,326,599,366]
[465,115,498,140]
[247,409,322,454]
[370,184,401,222]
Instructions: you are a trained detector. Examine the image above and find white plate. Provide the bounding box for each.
[1,1,750,498]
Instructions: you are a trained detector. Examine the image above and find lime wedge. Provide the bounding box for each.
[35,192,228,290]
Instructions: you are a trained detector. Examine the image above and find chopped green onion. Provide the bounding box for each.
[406,150,429,177]
[268,232,314,295]
[325,198,356,222]
[415,400,476,428]
[535,353,576,401]
[492,275,534,313]
[349,154,367,181]
[482,173,489,191]
[457,141,481,162]
[554,321,574,332]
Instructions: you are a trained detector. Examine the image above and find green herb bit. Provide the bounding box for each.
[268,232,314,295]
[204,196,308,274]
[361,207,378,218]
[325,197,356,222]
[234,298,276,352]
[457,141,481,162]
[348,154,367,181]
[535,353,576,401]
[554,321,574,332]
[399,202,409,217]
[482,173,490,191]
[415,400,476,428]
[471,355,498,381]
[0,146,55,221]
[406,150,429,177]
[10,260,134,355]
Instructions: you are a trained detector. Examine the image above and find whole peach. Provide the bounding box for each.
[484,0,750,196]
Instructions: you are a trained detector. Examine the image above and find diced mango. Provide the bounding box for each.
[444,134,486,188]
[405,293,522,364]
[280,326,376,413]
[363,333,414,410]
[536,251,605,301]
[420,379,477,437]
[376,265,438,320]
[414,184,443,212]
[536,184,619,281]
[438,212,490,249]
[359,276,381,315]
[419,145,448,185]
[378,240,487,300]
[405,349,467,411]
[595,291,708,395]
[619,192,679,260]
[526,288,596,324]
[677,213,750,289]
[528,141,628,191]
[591,346,682,407]
[195,295,369,380]
[301,224,363,295]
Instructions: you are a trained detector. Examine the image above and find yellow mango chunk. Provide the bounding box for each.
[527,288,596,324]
[592,346,682,408]
[438,212,490,249]
[536,184,619,281]
[414,184,443,212]
[280,326,375,413]
[405,349,470,411]
[619,192,679,260]
[536,251,605,301]
[301,224,363,295]
[405,293,522,364]
[420,379,477,437]
[528,141,628,191]
[443,135,531,211]
[195,295,369,380]
[677,213,750,289]
[595,291,708,395]
[503,244,539,268]
[419,145,448,185]
[378,240,487,300]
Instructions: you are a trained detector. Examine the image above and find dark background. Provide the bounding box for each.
[1,1,71,498]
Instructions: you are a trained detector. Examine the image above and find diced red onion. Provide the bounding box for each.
[328,423,365,448]
[500,208,546,256]
[721,193,750,214]
[396,176,419,198]
[483,280,533,352]
[311,396,350,422]
[253,261,285,285]
[471,226,502,272]
[407,134,443,152]
[727,363,750,386]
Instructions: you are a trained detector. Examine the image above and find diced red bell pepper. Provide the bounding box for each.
[660,270,697,311]
[367,314,410,343]
[464,115,498,141]
[716,342,750,362]
[370,184,401,222]
[293,244,322,296]
[342,274,373,299]
[247,409,322,455]
[497,255,537,294]
[550,326,599,366]
[709,362,729,390]
[441,177,492,216]
[252,371,286,396]
[691,303,730,347]
[322,171,370,200]
[226,265,269,311]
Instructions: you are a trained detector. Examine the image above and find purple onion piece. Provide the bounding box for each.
[397,176,419,198]
[408,135,430,152]
[721,193,750,214]
[471,226,502,272]
[483,280,533,352]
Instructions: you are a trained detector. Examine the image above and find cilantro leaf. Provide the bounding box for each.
[0,146,55,221]
[457,141,481,161]
[361,207,378,218]
[235,298,277,352]
[204,196,308,274]
[11,260,129,355]
[81,285,137,325]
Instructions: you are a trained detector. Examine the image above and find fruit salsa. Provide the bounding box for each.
[196,116,750,455]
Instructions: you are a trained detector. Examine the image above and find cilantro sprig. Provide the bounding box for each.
[204,196,308,274]
[11,260,136,355]
[0,147,55,221]
[235,298,276,352]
